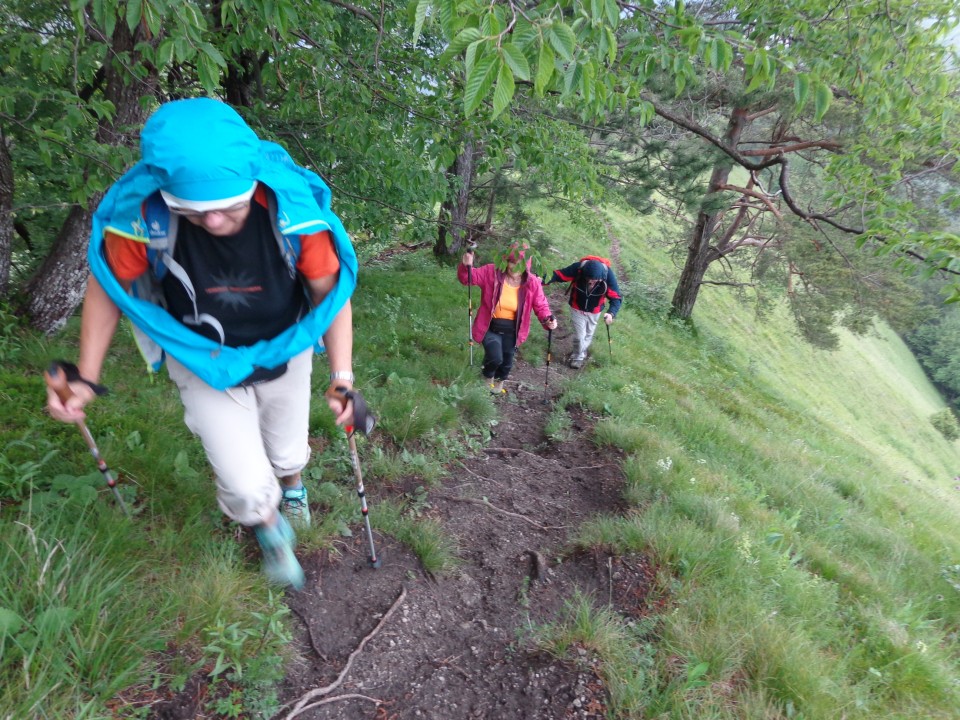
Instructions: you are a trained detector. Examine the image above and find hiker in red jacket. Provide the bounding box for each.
[458,244,557,394]
[545,256,622,369]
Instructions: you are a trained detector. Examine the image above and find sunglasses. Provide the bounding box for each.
[167,200,251,219]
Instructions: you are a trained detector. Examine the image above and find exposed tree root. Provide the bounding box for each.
[281,586,408,720]
[289,605,329,663]
[524,549,549,581]
[435,493,564,530]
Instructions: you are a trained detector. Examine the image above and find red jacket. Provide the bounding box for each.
[457,262,554,345]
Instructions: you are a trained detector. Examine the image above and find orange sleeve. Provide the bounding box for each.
[296,230,340,280]
[104,232,149,280]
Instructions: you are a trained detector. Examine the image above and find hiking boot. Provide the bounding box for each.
[280,483,311,529]
[569,356,584,369]
[491,379,506,395]
[254,514,305,590]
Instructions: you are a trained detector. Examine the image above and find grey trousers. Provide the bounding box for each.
[570,309,600,362]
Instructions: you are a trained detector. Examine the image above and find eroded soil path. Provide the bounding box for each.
[267,293,651,720]
[149,243,652,720]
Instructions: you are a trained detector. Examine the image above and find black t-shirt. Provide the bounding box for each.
[161,201,308,349]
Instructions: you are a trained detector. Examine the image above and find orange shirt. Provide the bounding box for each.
[104,186,340,281]
[492,282,518,320]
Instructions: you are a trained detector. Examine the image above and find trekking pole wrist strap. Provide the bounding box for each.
[50,360,110,396]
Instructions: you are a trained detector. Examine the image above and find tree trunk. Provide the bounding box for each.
[20,203,99,333]
[20,19,158,334]
[671,206,720,319]
[670,107,750,319]
[434,138,475,256]
[0,129,13,296]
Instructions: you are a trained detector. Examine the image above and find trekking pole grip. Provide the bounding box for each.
[44,360,109,402]
[44,363,73,404]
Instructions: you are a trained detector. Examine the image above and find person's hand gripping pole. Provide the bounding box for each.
[43,361,131,517]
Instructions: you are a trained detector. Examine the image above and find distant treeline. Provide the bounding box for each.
[903,298,960,410]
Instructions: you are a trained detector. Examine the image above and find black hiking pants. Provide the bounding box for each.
[481,319,517,381]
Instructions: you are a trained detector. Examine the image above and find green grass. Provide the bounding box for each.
[1,196,959,717]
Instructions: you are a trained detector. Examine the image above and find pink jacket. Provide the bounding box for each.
[457,262,554,345]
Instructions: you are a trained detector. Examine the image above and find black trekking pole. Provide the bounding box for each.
[543,328,552,405]
[340,388,381,568]
[606,321,613,361]
[44,362,131,517]
[467,264,474,366]
[465,242,478,366]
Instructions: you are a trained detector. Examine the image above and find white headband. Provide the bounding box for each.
[160,181,257,212]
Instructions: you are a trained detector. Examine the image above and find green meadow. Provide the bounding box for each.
[1,198,958,718]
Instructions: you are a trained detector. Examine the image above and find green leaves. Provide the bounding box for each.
[548,22,576,62]
[792,74,830,121]
[706,38,733,73]
[456,33,531,118]
[412,0,430,45]
[464,51,498,116]
[813,81,832,122]
[793,74,810,113]
[125,0,142,31]
[492,62,516,119]
[196,42,227,92]
[536,42,555,96]
[442,27,482,61]
[0,608,25,637]
[502,43,530,82]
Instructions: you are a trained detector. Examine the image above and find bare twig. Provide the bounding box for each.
[291,694,383,715]
[435,494,563,530]
[283,587,408,719]
[483,447,549,461]
[455,461,505,489]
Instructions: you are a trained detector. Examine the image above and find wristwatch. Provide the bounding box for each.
[330,371,355,384]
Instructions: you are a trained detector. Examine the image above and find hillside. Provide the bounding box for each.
[2,201,960,719]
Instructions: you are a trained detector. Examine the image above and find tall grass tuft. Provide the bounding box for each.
[531,591,657,716]
[0,512,154,716]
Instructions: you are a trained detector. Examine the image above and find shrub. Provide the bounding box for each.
[930,408,960,441]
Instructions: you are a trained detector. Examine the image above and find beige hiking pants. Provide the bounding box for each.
[166,348,313,526]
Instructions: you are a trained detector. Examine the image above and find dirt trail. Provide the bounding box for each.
[263,288,655,720]
[149,241,654,720]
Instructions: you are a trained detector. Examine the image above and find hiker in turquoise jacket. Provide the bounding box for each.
[45,98,358,590]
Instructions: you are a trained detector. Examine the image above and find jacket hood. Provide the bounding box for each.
[99,98,335,241]
[580,259,608,280]
[143,99,261,203]
[88,99,359,390]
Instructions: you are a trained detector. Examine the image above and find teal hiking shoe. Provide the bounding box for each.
[254,514,305,590]
[280,483,311,529]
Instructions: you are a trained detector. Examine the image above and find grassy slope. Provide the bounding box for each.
[0,197,958,718]
[544,199,960,718]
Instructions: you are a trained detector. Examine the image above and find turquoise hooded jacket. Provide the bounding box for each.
[88,98,357,390]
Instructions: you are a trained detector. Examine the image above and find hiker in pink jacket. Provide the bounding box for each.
[458,243,557,394]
